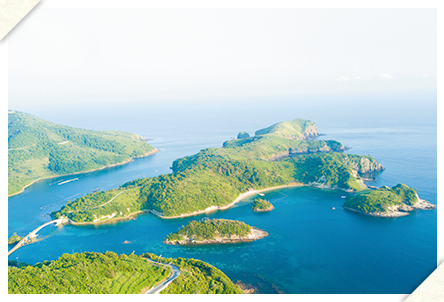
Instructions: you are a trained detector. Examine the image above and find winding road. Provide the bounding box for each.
[144,258,181,294]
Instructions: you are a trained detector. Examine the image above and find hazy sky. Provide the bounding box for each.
[8,8,437,108]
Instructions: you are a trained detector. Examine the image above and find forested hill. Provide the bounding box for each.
[52,118,384,221]
[8,251,244,294]
[8,111,156,196]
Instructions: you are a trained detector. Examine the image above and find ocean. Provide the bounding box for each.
[8,91,437,294]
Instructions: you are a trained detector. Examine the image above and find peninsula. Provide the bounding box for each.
[8,111,157,196]
[164,219,268,245]
[343,184,436,217]
[8,251,243,294]
[51,118,385,223]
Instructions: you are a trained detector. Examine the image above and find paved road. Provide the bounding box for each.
[144,258,181,294]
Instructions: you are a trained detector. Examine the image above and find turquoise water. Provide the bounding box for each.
[8,92,437,294]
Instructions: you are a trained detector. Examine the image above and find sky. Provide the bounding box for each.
[7,7,437,109]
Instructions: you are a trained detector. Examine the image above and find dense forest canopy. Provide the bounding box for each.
[8,252,169,294]
[8,111,155,195]
[8,251,242,294]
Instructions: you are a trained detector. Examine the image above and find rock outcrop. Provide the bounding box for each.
[300,124,320,140]
[343,197,436,217]
[347,156,384,174]
[252,205,274,212]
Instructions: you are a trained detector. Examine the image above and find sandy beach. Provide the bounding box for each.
[151,182,304,219]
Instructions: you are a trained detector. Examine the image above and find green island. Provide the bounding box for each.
[143,253,244,294]
[164,218,268,245]
[51,118,386,222]
[343,183,436,217]
[8,111,157,196]
[252,198,274,212]
[8,233,22,245]
[8,251,244,294]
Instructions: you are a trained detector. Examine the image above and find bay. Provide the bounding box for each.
[8,91,437,294]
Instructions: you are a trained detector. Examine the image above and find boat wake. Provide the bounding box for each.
[58,178,79,185]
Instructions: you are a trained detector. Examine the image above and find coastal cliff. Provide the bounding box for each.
[346,155,384,174]
[300,124,320,140]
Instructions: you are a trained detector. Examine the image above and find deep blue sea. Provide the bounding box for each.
[8,91,437,294]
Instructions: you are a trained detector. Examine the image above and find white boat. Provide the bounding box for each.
[58,178,79,185]
[332,207,336,210]
[341,196,346,199]
[258,193,265,196]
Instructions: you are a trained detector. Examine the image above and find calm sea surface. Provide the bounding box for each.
[8,92,437,294]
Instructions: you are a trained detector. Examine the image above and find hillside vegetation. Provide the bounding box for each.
[254,118,318,139]
[343,184,418,214]
[8,252,169,294]
[165,219,252,243]
[252,198,274,212]
[51,187,144,223]
[9,251,243,294]
[8,111,156,196]
[143,253,244,294]
[52,118,384,221]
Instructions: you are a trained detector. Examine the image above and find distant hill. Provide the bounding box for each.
[8,111,157,196]
[254,118,319,139]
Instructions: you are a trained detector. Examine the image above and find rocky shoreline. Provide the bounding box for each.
[164,227,269,245]
[235,281,257,294]
[343,206,409,217]
[343,197,436,218]
[252,205,274,212]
